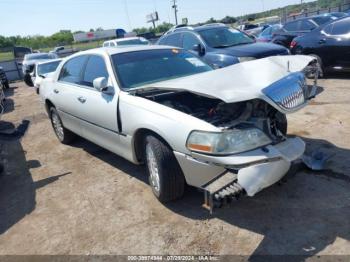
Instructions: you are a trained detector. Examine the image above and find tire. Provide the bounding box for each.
[308,54,324,78]
[24,74,34,87]
[144,135,185,203]
[49,107,75,144]
[3,80,9,89]
[276,112,288,136]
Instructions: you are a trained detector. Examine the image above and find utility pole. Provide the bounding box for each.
[172,0,178,25]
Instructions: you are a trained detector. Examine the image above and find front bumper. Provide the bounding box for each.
[174,136,305,196]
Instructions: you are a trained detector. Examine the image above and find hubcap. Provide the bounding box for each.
[51,112,64,141]
[146,143,160,193]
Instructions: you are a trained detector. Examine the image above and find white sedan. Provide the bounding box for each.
[40,46,319,211]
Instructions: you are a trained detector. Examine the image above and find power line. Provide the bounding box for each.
[171,0,178,25]
[124,0,132,31]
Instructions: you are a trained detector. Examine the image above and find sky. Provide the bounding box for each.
[0,0,314,36]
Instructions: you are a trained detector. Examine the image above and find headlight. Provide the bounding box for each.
[186,128,272,155]
[238,57,256,63]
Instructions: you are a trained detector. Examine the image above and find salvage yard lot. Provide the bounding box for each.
[0,77,350,256]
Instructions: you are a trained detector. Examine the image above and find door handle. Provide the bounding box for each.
[77,96,86,103]
[318,39,326,44]
[53,89,59,94]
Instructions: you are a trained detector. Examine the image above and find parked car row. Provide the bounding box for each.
[254,13,350,75]
[22,52,59,87]
[33,59,62,94]
[38,43,320,210]
[156,23,289,68]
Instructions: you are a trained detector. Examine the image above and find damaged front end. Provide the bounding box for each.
[135,55,321,212]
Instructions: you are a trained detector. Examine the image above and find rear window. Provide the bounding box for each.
[37,61,61,75]
[331,18,350,35]
[112,49,212,90]
[312,16,335,26]
[158,34,182,47]
[283,21,299,32]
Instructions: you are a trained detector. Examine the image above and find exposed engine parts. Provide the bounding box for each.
[141,90,287,143]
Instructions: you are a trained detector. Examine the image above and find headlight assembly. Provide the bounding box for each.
[186,128,272,155]
[238,57,256,63]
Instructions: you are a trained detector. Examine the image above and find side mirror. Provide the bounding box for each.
[93,77,114,95]
[93,77,108,92]
[192,44,205,56]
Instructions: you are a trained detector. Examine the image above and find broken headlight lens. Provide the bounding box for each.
[186,128,272,155]
[238,57,256,63]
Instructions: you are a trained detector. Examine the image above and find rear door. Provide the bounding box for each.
[54,55,89,135]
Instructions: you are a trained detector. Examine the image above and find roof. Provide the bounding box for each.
[76,45,178,57]
[36,58,62,65]
[163,23,228,35]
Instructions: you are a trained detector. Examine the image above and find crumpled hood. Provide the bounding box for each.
[139,55,315,104]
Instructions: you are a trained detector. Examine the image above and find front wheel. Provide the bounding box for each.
[144,135,185,203]
[3,80,9,89]
[50,107,75,144]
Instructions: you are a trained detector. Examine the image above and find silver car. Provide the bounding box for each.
[40,46,319,211]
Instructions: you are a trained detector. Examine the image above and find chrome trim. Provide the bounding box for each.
[263,72,308,111]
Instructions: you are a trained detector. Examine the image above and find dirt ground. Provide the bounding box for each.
[0,77,349,257]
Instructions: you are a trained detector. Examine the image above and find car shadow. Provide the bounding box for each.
[68,135,350,257]
[71,138,147,184]
[0,137,71,235]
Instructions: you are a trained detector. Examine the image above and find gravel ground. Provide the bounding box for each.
[0,77,349,257]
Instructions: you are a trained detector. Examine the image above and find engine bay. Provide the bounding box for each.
[139,90,287,143]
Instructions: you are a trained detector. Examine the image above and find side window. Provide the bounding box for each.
[163,34,182,47]
[323,24,333,35]
[299,20,316,31]
[59,55,88,84]
[103,42,109,47]
[81,55,109,87]
[182,33,201,50]
[284,21,299,32]
[261,27,272,36]
[158,36,167,45]
[331,19,350,35]
[110,42,116,47]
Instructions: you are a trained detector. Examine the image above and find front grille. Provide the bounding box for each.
[263,72,307,111]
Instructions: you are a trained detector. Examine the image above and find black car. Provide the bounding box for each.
[272,15,337,48]
[157,23,289,68]
[0,67,9,89]
[290,16,350,76]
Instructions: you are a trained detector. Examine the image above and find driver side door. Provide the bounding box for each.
[74,54,122,154]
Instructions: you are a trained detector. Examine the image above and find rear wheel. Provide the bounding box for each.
[3,80,9,89]
[50,107,75,144]
[144,135,185,203]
